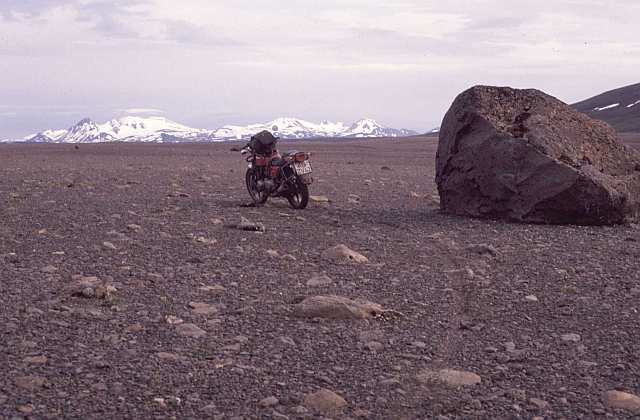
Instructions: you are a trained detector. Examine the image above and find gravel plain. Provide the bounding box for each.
[1,137,639,419]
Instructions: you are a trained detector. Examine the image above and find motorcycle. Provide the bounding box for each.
[240,132,313,209]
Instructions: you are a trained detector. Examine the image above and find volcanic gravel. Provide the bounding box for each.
[1,137,639,419]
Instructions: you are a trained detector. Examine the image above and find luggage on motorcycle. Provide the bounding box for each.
[249,130,278,155]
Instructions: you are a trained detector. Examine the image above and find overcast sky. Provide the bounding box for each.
[1,0,639,138]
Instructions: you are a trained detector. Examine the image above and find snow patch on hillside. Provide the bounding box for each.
[593,103,620,111]
[627,100,640,108]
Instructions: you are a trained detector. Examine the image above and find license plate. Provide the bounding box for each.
[294,161,312,175]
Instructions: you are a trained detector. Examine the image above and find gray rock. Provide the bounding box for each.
[41,265,58,274]
[303,388,347,413]
[602,390,640,413]
[175,323,206,338]
[561,333,581,342]
[307,273,333,287]
[321,244,368,264]
[292,295,384,320]
[258,396,279,407]
[417,369,482,387]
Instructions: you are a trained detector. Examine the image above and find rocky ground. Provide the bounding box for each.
[1,137,639,419]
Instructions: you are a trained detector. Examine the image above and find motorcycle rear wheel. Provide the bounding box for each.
[287,179,309,210]
[245,168,269,205]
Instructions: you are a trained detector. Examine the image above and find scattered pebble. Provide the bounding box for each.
[175,323,206,338]
[561,333,581,342]
[602,390,640,413]
[303,389,347,413]
[321,244,368,264]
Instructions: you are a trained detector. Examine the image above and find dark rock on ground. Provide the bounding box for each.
[436,85,640,225]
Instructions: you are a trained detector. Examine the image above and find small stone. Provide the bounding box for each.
[279,336,296,346]
[266,249,280,257]
[524,295,538,302]
[199,284,226,293]
[379,378,401,387]
[18,405,34,414]
[307,273,333,287]
[303,389,347,413]
[23,355,48,365]
[417,369,481,387]
[293,295,384,320]
[466,244,499,257]
[189,302,218,316]
[200,403,218,414]
[354,409,371,418]
[26,306,44,316]
[156,352,185,361]
[529,397,550,410]
[578,360,598,368]
[602,390,640,413]
[127,224,142,231]
[310,195,331,203]
[125,323,144,333]
[321,244,368,264]
[259,396,279,407]
[504,342,516,352]
[165,315,184,325]
[364,341,384,352]
[41,265,57,274]
[15,375,47,391]
[102,241,117,250]
[561,333,581,342]
[175,323,206,338]
[412,341,427,349]
[196,236,217,245]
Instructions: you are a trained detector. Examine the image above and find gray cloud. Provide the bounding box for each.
[1,0,639,138]
[0,0,68,19]
[162,20,243,46]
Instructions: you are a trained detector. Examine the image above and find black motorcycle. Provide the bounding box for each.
[240,130,313,209]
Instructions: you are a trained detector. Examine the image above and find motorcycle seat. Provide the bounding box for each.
[282,150,299,158]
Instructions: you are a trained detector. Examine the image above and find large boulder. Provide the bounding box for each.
[436,85,640,225]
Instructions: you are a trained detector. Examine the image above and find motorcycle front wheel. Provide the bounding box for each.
[245,168,269,205]
[287,178,309,210]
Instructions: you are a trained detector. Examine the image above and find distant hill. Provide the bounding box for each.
[573,83,640,133]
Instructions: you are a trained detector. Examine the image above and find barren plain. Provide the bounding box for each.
[1,137,639,419]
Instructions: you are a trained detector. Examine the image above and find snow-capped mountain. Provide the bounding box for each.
[212,117,350,140]
[21,116,210,143]
[343,119,416,138]
[7,116,418,143]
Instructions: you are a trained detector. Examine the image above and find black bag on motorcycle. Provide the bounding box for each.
[249,130,278,155]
